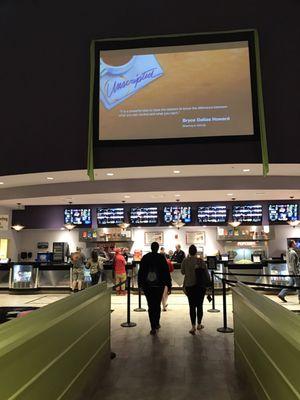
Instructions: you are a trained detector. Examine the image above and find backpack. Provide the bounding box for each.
[195,259,212,288]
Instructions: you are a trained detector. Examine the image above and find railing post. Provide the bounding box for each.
[134,287,146,312]
[121,277,137,328]
[217,278,234,333]
[208,270,220,313]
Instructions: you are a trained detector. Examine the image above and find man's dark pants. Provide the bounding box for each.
[143,286,165,330]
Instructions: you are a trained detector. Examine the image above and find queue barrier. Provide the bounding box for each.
[213,271,300,334]
[0,282,111,400]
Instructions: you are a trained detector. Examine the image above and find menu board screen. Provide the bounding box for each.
[269,204,298,222]
[64,209,92,226]
[232,204,263,223]
[197,205,228,224]
[163,206,192,224]
[130,207,158,225]
[97,208,125,226]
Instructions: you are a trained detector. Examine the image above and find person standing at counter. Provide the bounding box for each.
[113,248,127,295]
[278,240,300,303]
[171,244,186,264]
[86,251,107,285]
[160,247,169,259]
[138,242,172,335]
[181,245,209,335]
[71,250,85,292]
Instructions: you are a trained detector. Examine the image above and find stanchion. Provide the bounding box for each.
[207,270,220,313]
[134,287,146,312]
[217,278,234,333]
[121,277,137,328]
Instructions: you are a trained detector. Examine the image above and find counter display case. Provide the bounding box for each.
[263,261,289,286]
[11,264,38,290]
[38,264,72,289]
[0,263,11,289]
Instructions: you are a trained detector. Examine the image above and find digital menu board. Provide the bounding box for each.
[269,204,298,222]
[97,208,125,226]
[130,207,158,225]
[197,205,228,224]
[232,204,263,224]
[64,208,92,226]
[163,206,192,224]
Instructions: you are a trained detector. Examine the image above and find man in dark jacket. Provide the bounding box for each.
[138,242,172,335]
[171,244,186,264]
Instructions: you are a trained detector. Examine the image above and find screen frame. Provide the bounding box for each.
[92,30,260,147]
[129,206,159,226]
[232,204,263,225]
[162,205,193,225]
[63,208,92,227]
[96,207,126,227]
[197,205,228,225]
[268,203,299,224]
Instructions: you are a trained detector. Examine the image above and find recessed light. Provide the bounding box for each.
[175,194,181,197]
[106,172,114,176]
[227,193,233,196]
[124,195,131,199]
[137,226,141,229]
[46,177,54,180]
[0,182,4,185]
[173,170,181,174]
[243,169,251,172]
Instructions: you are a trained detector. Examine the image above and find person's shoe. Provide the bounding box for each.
[156,324,161,329]
[278,295,287,303]
[189,326,196,335]
[163,304,168,311]
[197,324,204,330]
[150,329,157,335]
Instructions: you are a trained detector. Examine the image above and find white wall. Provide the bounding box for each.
[131,226,223,256]
[0,206,20,260]
[268,225,300,257]
[12,224,300,262]
[17,229,86,261]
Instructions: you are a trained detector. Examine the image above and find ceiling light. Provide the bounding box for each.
[64,223,76,231]
[243,169,251,172]
[0,182,4,185]
[46,177,54,181]
[288,220,300,228]
[172,220,185,230]
[173,170,181,174]
[175,194,181,197]
[228,221,241,228]
[119,222,130,230]
[106,172,114,176]
[124,195,131,199]
[11,224,25,232]
[227,193,233,196]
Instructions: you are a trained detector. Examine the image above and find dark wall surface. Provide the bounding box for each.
[1,0,299,176]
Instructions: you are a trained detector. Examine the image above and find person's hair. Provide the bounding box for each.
[189,245,197,256]
[160,247,165,251]
[288,240,296,248]
[151,242,159,252]
[91,250,98,263]
[176,244,181,249]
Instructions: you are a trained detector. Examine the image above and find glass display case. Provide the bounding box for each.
[38,265,71,288]
[11,264,38,290]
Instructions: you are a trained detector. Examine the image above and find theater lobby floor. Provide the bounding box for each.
[94,291,300,400]
[0,291,299,400]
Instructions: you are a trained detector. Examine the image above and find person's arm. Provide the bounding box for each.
[138,257,146,288]
[161,256,172,291]
[181,259,186,275]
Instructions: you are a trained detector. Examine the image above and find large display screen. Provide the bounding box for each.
[269,204,298,222]
[130,207,158,225]
[163,206,192,224]
[232,204,263,224]
[64,208,92,226]
[98,34,255,142]
[198,205,228,224]
[96,208,125,226]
